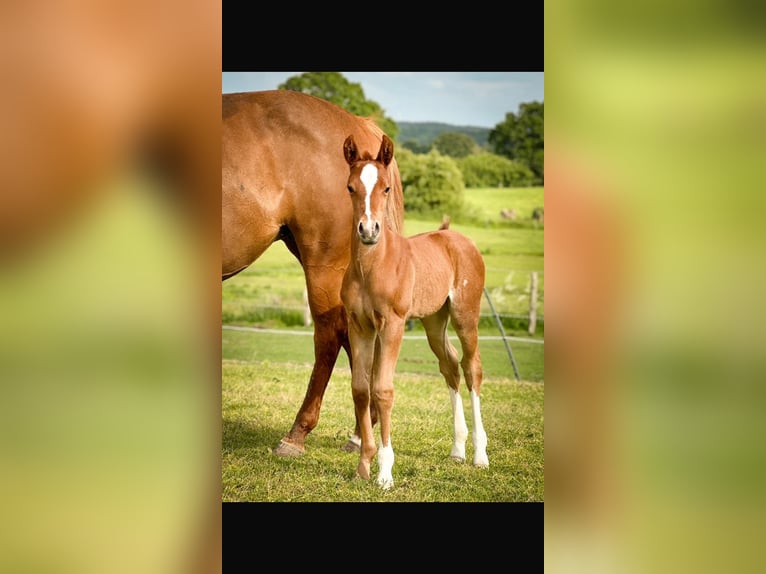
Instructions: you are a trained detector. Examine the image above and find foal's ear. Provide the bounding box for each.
[377,134,395,167]
[343,135,358,165]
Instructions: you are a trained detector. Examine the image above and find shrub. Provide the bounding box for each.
[395,148,465,218]
[457,153,536,188]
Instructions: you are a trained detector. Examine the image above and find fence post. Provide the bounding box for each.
[483,287,521,381]
[528,271,538,335]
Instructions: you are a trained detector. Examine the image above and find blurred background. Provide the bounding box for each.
[545,1,766,572]
[0,1,221,572]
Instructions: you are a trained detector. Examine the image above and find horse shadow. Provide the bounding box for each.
[222,416,356,456]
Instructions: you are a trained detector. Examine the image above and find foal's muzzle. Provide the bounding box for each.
[358,220,380,245]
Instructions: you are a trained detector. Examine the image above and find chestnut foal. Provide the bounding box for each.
[341,134,489,489]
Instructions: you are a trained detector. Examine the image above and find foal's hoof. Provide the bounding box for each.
[272,439,305,457]
[473,453,490,468]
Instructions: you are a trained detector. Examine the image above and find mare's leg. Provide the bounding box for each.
[221,208,341,458]
[347,320,378,481]
[422,305,469,462]
[273,262,346,457]
[373,318,406,489]
[451,302,489,468]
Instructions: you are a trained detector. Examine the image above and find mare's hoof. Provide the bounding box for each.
[340,440,361,453]
[273,439,305,457]
[450,454,466,463]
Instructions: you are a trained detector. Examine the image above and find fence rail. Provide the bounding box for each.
[223,267,544,335]
[231,304,544,323]
[222,324,543,344]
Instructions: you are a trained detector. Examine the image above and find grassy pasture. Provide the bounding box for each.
[459,185,544,227]
[223,359,544,502]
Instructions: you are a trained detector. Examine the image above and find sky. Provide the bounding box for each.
[222,72,544,129]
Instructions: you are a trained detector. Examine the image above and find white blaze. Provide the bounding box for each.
[360,163,377,225]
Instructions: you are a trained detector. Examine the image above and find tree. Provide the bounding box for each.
[400,140,431,154]
[489,101,544,183]
[279,72,399,141]
[432,132,478,158]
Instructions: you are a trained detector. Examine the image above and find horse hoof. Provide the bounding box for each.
[474,454,489,468]
[450,455,466,463]
[356,464,371,480]
[272,439,305,457]
[340,440,361,453]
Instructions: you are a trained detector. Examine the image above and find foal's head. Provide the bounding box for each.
[343,134,395,246]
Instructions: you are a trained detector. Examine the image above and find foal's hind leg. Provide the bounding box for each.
[421,305,469,463]
[451,306,489,468]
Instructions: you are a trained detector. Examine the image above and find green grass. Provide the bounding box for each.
[460,186,544,227]
[222,359,543,502]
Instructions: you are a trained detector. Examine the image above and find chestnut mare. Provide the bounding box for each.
[341,134,489,489]
[222,90,404,456]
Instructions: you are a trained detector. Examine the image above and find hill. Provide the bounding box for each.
[397,121,491,150]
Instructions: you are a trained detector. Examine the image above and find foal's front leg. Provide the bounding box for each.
[342,339,381,454]
[374,319,406,489]
[348,322,377,481]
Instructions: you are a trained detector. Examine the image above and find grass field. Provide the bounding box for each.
[460,185,544,226]
[222,185,544,501]
[223,359,543,502]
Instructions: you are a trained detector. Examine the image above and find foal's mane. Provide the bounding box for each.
[358,117,404,234]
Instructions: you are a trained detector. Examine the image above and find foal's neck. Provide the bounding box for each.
[350,224,403,275]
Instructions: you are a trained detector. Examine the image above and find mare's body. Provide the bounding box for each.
[341,134,488,489]
[222,90,404,456]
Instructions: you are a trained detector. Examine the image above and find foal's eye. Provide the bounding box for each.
[347,185,354,194]
[384,186,390,194]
